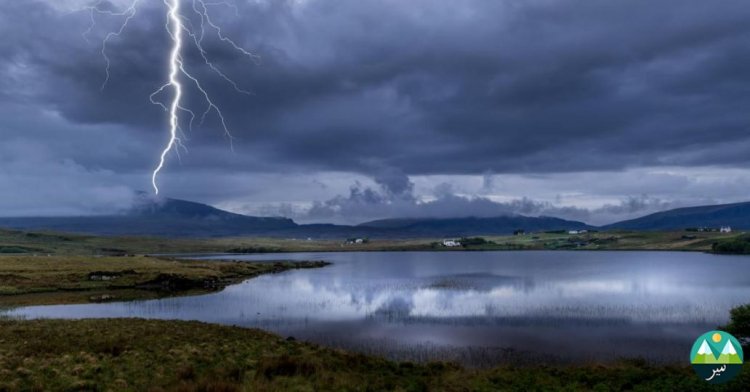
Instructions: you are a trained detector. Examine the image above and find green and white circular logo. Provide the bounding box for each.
[690,330,744,384]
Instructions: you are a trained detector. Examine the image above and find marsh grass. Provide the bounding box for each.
[0,255,327,306]
[0,318,746,391]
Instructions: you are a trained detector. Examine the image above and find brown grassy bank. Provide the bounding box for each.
[0,255,327,306]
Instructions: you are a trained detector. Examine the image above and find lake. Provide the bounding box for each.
[6,251,750,366]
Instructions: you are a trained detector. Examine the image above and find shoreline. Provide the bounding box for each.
[0,256,329,307]
[1,244,748,389]
[1,227,742,256]
[0,318,745,391]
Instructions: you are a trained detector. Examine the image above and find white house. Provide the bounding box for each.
[568,230,579,235]
[721,226,732,233]
[442,239,461,247]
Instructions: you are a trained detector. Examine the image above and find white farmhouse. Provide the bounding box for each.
[720,226,732,233]
[442,239,461,247]
[568,230,579,235]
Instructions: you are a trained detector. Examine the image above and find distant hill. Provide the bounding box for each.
[16,196,749,238]
[605,201,750,230]
[358,216,593,237]
[129,195,247,219]
[0,195,296,237]
[0,196,596,238]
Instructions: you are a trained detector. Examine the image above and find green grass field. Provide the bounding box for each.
[0,255,327,306]
[0,318,746,392]
[0,227,742,256]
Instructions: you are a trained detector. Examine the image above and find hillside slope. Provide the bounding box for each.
[359,216,593,237]
[605,202,750,230]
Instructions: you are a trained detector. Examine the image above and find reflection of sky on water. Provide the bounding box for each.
[7,251,750,365]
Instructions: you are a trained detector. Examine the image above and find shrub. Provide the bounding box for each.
[724,304,750,347]
[712,237,750,254]
[459,237,493,246]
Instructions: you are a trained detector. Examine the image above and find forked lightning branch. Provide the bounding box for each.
[82,0,256,194]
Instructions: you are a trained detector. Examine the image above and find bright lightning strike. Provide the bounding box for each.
[81,0,257,195]
[152,0,183,195]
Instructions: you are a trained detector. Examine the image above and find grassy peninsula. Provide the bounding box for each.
[0,255,327,306]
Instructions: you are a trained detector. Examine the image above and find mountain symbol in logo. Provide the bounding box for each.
[691,330,744,384]
[691,337,742,364]
[718,339,742,364]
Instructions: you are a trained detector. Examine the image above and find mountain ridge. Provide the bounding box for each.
[0,196,591,238]
[1,196,747,238]
[358,215,593,236]
[604,201,750,230]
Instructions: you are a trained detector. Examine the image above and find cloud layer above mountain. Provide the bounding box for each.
[1,0,749,223]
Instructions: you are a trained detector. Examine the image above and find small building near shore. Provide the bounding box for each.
[721,226,733,233]
[442,239,461,247]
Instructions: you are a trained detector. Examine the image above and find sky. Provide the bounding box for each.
[1,0,749,225]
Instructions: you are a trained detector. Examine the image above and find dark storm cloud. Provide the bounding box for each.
[2,0,750,177]
[281,178,683,225]
[1,0,750,219]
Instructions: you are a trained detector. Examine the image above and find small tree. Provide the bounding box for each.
[724,304,750,348]
[459,237,491,246]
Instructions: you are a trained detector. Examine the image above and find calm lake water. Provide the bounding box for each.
[6,251,750,366]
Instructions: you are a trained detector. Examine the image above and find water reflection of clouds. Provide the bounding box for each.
[11,275,750,326]
[215,273,749,323]
[10,251,750,364]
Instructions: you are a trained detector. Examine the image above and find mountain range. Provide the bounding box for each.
[604,202,750,230]
[0,195,747,238]
[692,339,742,365]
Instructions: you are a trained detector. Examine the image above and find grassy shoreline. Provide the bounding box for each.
[0,318,746,391]
[1,227,745,256]
[0,230,750,391]
[1,227,742,307]
[1,230,749,390]
[0,255,328,307]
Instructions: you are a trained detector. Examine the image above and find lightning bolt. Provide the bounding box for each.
[80,0,256,195]
[151,0,183,195]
